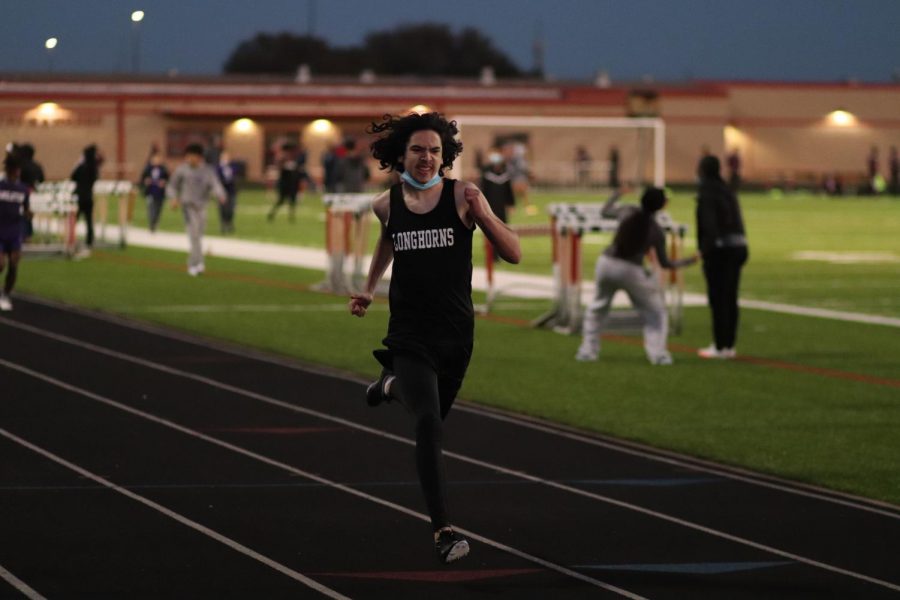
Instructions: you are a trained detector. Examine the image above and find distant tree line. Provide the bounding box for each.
[223,23,529,78]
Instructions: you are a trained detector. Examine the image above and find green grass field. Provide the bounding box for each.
[15,187,900,505]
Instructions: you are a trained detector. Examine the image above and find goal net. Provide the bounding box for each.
[453,115,665,189]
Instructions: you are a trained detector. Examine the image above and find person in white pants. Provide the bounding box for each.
[576,187,697,365]
[166,144,226,276]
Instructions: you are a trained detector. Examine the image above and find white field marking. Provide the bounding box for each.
[738,299,900,328]
[0,360,642,599]
[3,325,900,594]
[0,426,349,600]
[8,301,900,519]
[792,251,900,264]
[123,301,542,314]
[0,564,46,600]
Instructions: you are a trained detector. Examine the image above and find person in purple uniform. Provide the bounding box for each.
[348,112,521,564]
[0,154,31,311]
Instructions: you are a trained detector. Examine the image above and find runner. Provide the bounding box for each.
[349,112,521,563]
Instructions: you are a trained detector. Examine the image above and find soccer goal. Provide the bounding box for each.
[453,115,665,188]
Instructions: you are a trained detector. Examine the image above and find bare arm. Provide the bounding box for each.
[349,191,393,317]
[458,181,521,264]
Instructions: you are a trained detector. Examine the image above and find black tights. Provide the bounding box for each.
[392,352,451,531]
[0,252,19,294]
[703,246,748,349]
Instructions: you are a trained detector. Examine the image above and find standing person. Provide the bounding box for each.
[574,145,592,188]
[608,145,620,190]
[216,151,238,234]
[865,146,879,194]
[349,112,521,564]
[335,137,370,193]
[696,155,749,359]
[166,143,226,276]
[505,141,532,214]
[0,154,31,311]
[726,148,742,191]
[17,143,43,241]
[321,143,341,193]
[140,150,169,233]
[267,143,302,222]
[576,187,698,365]
[71,144,101,258]
[479,150,515,224]
[888,146,899,196]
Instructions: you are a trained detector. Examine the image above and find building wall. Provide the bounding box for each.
[1,78,898,188]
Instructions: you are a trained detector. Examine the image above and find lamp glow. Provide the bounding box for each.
[37,102,59,118]
[131,10,145,22]
[407,104,432,115]
[233,118,255,133]
[45,37,58,50]
[310,119,334,135]
[828,109,856,127]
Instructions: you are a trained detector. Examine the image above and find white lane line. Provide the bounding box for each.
[0,426,349,600]
[13,297,899,518]
[453,404,900,520]
[0,359,643,599]
[3,323,899,593]
[0,564,46,600]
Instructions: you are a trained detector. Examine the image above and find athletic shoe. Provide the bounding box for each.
[575,345,598,361]
[650,353,673,365]
[187,265,201,277]
[435,528,470,564]
[365,371,395,407]
[698,345,736,360]
[0,294,12,311]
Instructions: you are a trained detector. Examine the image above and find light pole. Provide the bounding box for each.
[45,37,58,72]
[131,10,144,73]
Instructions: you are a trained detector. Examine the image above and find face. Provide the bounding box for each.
[186,152,203,167]
[401,129,442,183]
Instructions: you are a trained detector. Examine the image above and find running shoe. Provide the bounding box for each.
[365,370,395,407]
[0,294,12,311]
[697,345,736,359]
[435,528,470,564]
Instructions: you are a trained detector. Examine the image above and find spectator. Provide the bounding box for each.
[575,145,592,188]
[479,150,515,224]
[888,146,899,196]
[696,155,749,359]
[0,153,31,311]
[166,143,226,276]
[71,145,102,258]
[608,145,620,190]
[726,148,742,190]
[268,143,304,222]
[18,143,43,240]
[216,151,238,234]
[140,150,169,232]
[335,137,370,193]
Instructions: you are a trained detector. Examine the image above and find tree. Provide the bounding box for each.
[223,24,523,78]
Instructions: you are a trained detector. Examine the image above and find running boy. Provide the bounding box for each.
[0,154,31,311]
[349,112,521,564]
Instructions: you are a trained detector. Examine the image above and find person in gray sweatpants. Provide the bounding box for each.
[576,187,697,365]
[166,144,226,276]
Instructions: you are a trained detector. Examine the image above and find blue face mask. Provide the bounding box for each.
[400,170,442,190]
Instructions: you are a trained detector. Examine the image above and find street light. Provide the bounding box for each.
[45,37,58,72]
[131,10,145,73]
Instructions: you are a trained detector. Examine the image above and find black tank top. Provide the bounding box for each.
[385,178,474,344]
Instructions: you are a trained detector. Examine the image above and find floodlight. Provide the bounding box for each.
[131,10,145,22]
[45,37,58,50]
[407,105,432,115]
[310,119,334,135]
[37,102,59,118]
[828,109,856,127]
[233,118,255,133]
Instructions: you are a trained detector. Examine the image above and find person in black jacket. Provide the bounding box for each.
[696,155,748,359]
[71,145,101,257]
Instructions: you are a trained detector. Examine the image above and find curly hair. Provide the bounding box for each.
[367,112,463,175]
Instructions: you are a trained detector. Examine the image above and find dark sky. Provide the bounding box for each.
[3,0,900,83]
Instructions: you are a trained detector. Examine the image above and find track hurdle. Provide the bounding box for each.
[27,181,79,256]
[94,180,135,248]
[532,203,687,335]
[317,193,375,293]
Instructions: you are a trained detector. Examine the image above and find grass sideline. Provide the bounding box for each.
[14,245,900,506]
[130,187,900,317]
